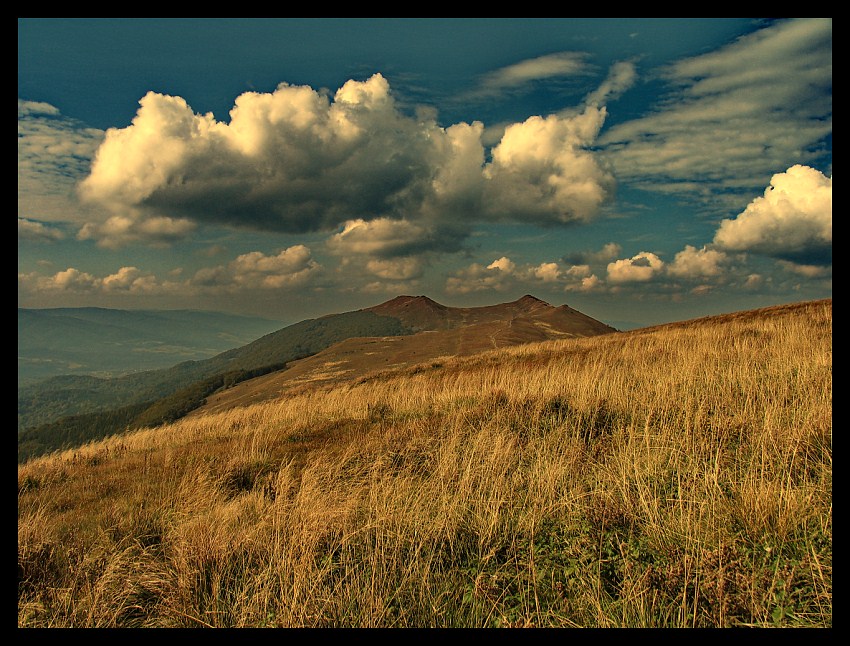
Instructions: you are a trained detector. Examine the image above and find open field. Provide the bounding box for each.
[18,299,831,627]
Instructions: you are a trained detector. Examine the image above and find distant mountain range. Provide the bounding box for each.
[18,307,284,385]
[18,295,616,461]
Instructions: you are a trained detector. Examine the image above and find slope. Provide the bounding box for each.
[195,295,617,415]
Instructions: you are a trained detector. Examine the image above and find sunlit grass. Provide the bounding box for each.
[18,299,831,627]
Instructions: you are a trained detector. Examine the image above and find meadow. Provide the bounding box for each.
[17,299,832,627]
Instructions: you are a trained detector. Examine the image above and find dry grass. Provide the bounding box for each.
[18,299,831,627]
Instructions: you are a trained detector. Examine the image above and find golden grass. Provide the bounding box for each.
[18,299,831,627]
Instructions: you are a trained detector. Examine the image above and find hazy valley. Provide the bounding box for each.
[18,307,284,386]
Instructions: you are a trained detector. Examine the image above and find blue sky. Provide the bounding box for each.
[18,18,832,327]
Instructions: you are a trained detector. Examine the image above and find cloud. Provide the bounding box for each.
[45,267,98,291]
[76,213,196,249]
[598,18,832,197]
[474,52,593,96]
[77,73,617,249]
[568,274,604,293]
[18,266,167,295]
[584,60,638,107]
[326,218,443,258]
[446,255,603,295]
[224,246,322,289]
[445,258,515,294]
[18,100,105,223]
[19,246,322,299]
[666,245,728,279]
[487,256,516,274]
[18,217,65,241]
[100,267,161,293]
[777,260,831,278]
[18,100,60,118]
[483,105,615,224]
[713,165,832,265]
[562,242,622,266]
[365,257,424,281]
[607,252,665,283]
[531,262,562,282]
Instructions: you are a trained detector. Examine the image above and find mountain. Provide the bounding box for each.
[18,295,615,460]
[18,307,285,385]
[195,295,617,416]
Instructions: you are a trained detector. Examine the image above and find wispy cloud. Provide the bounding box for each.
[18,100,104,223]
[472,52,594,97]
[598,18,832,198]
[583,60,637,107]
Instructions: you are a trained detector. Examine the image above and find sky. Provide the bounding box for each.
[18,18,832,328]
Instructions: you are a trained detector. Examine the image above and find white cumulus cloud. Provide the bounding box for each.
[365,257,424,281]
[326,218,436,257]
[667,245,728,279]
[487,257,516,274]
[76,73,617,250]
[483,105,615,224]
[18,266,169,295]
[607,252,665,283]
[713,164,832,265]
[77,213,196,249]
[228,245,321,289]
[446,258,516,294]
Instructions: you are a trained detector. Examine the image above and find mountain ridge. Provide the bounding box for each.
[194,294,616,416]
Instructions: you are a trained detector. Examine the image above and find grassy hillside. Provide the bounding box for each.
[18,310,411,435]
[18,299,831,627]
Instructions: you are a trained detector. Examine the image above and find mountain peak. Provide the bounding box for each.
[379,295,441,307]
[511,294,552,310]
[517,294,549,305]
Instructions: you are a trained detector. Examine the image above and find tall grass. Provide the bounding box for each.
[18,300,831,627]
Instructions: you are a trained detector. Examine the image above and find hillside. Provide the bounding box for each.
[17,298,832,627]
[196,294,617,415]
[18,307,284,385]
[18,295,614,458]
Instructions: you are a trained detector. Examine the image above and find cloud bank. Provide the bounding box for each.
[19,245,323,300]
